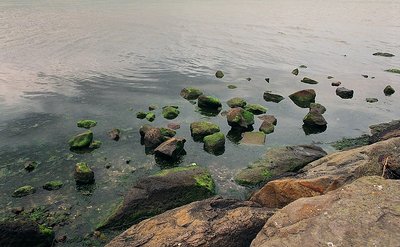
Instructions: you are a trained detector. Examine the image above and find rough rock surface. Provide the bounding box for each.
[226,107,254,129]
[263,92,284,103]
[0,220,54,247]
[369,120,400,143]
[106,197,275,247]
[251,176,400,247]
[154,137,186,160]
[336,87,354,99]
[289,89,316,108]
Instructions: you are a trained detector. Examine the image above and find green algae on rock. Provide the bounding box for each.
[148,104,158,111]
[160,127,176,138]
[289,89,316,108]
[68,131,93,149]
[331,135,370,150]
[12,185,36,197]
[43,180,63,191]
[180,87,203,100]
[215,70,224,78]
[162,106,180,120]
[226,107,254,129]
[301,77,319,84]
[244,104,267,115]
[145,112,156,122]
[203,132,225,155]
[263,91,284,103]
[385,68,400,74]
[74,162,95,184]
[227,97,247,108]
[77,120,97,129]
[190,121,220,141]
[89,140,102,149]
[136,112,147,119]
[197,95,222,109]
[303,111,327,127]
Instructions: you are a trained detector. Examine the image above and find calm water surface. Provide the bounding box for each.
[0,0,399,244]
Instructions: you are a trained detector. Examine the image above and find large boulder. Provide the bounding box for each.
[106,197,275,247]
[226,107,254,129]
[289,89,316,108]
[0,220,54,247]
[250,176,400,247]
[97,164,216,230]
[190,121,220,141]
[235,145,327,186]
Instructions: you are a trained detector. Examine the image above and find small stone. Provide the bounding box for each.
[105,164,111,169]
[68,131,93,149]
[246,77,251,81]
[327,76,334,79]
[362,74,368,78]
[226,108,255,129]
[143,128,164,148]
[385,68,400,74]
[12,185,36,197]
[24,161,38,172]
[258,115,277,125]
[227,85,237,89]
[310,103,326,114]
[299,65,307,68]
[74,162,95,184]
[160,127,176,138]
[162,106,180,120]
[89,140,102,149]
[244,104,267,115]
[241,132,266,145]
[43,180,63,191]
[331,81,341,87]
[77,120,97,129]
[145,112,156,122]
[292,68,299,76]
[148,105,158,111]
[56,235,67,243]
[197,95,222,109]
[289,89,316,108]
[259,121,274,134]
[167,123,180,130]
[190,122,220,141]
[136,112,147,119]
[203,132,225,155]
[384,85,395,96]
[336,87,354,99]
[154,138,186,160]
[215,70,224,78]
[227,97,247,108]
[108,128,120,141]
[303,111,327,127]
[301,77,319,84]
[373,52,395,57]
[366,98,378,103]
[180,88,203,100]
[265,78,270,83]
[263,92,284,103]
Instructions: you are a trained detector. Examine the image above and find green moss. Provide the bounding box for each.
[77,120,97,129]
[160,127,176,137]
[203,132,224,146]
[90,140,102,149]
[215,70,224,78]
[197,95,222,109]
[242,110,255,124]
[43,180,63,190]
[331,135,370,150]
[227,97,247,108]
[180,87,203,100]
[194,173,215,193]
[385,68,400,74]
[190,121,220,141]
[136,112,147,119]
[76,162,91,173]
[145,112,156,122]
[12,185,36,197]
[162,106,180,120]
[153,164,198,177]
[261,168,273,179]
[244,104,267,115]
[68,131,93,149]
[39,224,54,236]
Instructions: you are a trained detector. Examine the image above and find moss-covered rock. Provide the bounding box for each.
[373,52,394,57]
[331,135,370,150]
[162,106,180,120]
[203,132,225,155]
[68,131,93,149]
[309,103,326,114]
[366,98,378,103]
[97,164,215,230]
[43,181,63,191]
[263,92,284,103]
[226,107,254,129]
[180,87,203,100]
[145,112,156,122]
[259,121,274,134]
[89,140,102,149]
[244,104,267,115]
[197,95,222,109]
[190,121,220,141]
[292,68,299,76]
[227,97,247,108]
[215,70,224,78]
[108,128,121,141]
[136,112,147,119]
[74,162,94,184]
[301,77,318,84]
[154,137,186,160]
[289,89,316,108]
[12,185,36,197]
[385,68,400,74]
[139,124,153,138]
[303,111,327,127]
[77,120,97,129]
[384,85,395,96]
[148,104,158,111]
[160,127,176,138]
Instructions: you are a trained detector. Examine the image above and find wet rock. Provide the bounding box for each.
[43,181,63,191]
[145,112,155,122]
[167,122,180,130]
[385,68,400,74]
[89,140,102,149]
[258,115,277,125]
[0,220,54,247]
[68,131,93,149]
[263,91,284,103]
[136,112,147,119]
[197,95,222,110]
[226,107,254,129]
[289,89,316,108]
[336,87,354,99]
[11,207,24,215]
[106,197,275,247]
[74,162,95,184]
[148,104,158,111]
[227,97,247,108]
[265,78,270,83]
[246,77,252,81]
[331,81,341,86]
[302,124,327,135]
[77,120,97,129]
[227,127,247,144]
[309,103,326,114]
[369,120,400,143]
[190,121,220,141]
[362,74,368,78]
[203,132,225,155]
[331,135,370,150]
[303,110,327,127]
[327,76,334,79]
[299,65,307,68]
[250,176,341,208]
[241,132,266,145]
[24,160,38,172]
[244,104,267,115]
[154,137,186,160]
[108,128,121,141]
[97,164,216,230]
[227,84,237,89]
[159,127,176,138]
[12,185,36,197]
[383,85,395,96]
[139,124,153,138]
[162,106,180,120]
[259,121,274,134]
[250,176,400,247]
[215,70,224,78]
[235,145,326,186]
[291,68,299,75]
[180,87,203,100]
[56,235,67,243]
[143,127,164,148]
[373,52,394,57]
[301,77,318,84]
[366,97,378,103]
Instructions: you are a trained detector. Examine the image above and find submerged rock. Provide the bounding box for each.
[373,52,395,57]
[331,81,341,87]
[336,87,354,99]
[180,87,203,100]
[203,132,225,155]
[77,120,97,129]
[226,107,254,129]
[258,115,277,125]
[244,104,267,115]
[167,122,180,130]
[74,162,94,184]
[97,164,215,230]
[250,176,400,247]
[227,97,247,108]
[385,68,400,74]
[89,140,102,149]
[215,70,224,78]
[383,85,395,96]
[68,131,93,149]
[289,89,316,108]
[106,197,275,247]
[162,106,180,120]
[263,91,284,103]
[265,78,270,83]
[331,134,370,150]
[309,103,326,114]
[301,77,318,84]
[190,121,220,141]
[303,110,327,127]
[227,84,237,89]
[246,77,252,81]
[43,181,63,191]
[24,161,38,172]
[12,185,36,197]
[259,121,274,134]
[235,145,326,186]
[154,137,186,160]
[108,128,121,141]
[291,68,299,75]
[145,112,156,122]
[366,97,378,103]
[136,112,147,119]
[241,132,266,145]
[197,95,222,110]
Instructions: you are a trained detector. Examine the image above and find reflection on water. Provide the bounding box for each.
[0,0,399,245]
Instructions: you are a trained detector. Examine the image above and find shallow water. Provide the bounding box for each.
[1,0,399,245]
